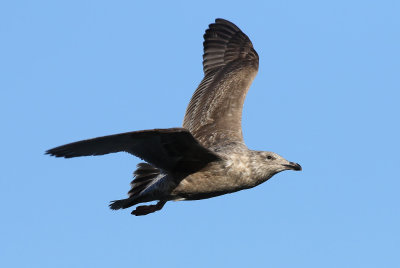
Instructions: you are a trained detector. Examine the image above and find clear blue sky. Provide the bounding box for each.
[1,1,399,267]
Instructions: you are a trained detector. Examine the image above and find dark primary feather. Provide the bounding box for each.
[202,19,258,75]
[183,18,259,147]
[46,128,220,173]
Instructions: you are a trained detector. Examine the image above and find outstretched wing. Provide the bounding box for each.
[183,18,259,148]
[46,128,220,173]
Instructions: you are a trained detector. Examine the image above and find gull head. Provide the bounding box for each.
[251,151,302,183]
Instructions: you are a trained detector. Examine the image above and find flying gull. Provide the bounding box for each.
[46,18,302,216]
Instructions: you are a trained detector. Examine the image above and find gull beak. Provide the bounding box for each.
[283,162,302,171]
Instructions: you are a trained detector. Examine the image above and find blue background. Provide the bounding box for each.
[1,1,399,267]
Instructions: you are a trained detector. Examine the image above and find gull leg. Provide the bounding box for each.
[131,200,167,216]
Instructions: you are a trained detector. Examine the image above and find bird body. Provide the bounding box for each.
[47,19,301,216]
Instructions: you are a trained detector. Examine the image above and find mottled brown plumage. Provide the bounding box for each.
[183,19,259,147]
[46,19,301,216]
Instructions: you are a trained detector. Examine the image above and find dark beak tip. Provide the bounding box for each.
[286,162,302,171]
[296,163,302,171]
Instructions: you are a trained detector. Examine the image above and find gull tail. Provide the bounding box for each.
[109,163,163,210]
[109,198,138,210]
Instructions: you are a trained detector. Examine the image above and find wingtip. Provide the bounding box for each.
[45,149,55,157]
[215,18,229,23]
[45,148,71,158]
[213,18,240,30]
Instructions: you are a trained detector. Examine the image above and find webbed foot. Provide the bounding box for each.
[131,201,166,216]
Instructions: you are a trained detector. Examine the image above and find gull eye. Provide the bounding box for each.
[267,155,273,160]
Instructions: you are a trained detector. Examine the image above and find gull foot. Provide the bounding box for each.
[131,201,166,216]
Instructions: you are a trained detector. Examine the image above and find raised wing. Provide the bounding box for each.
[46,128,220,173]
[183,19,259,148]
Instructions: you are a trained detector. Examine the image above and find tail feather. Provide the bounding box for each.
[128,163,161,198]
[109,198,138,210]
[133,163,159,175]
[109,162,163,211]
[130,174,159,184]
